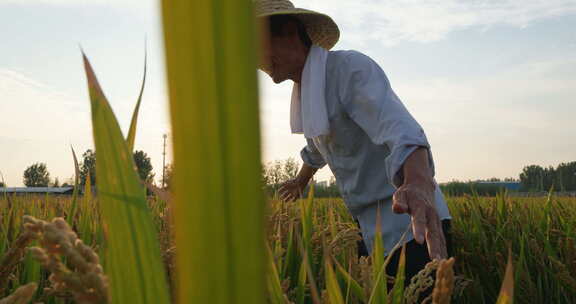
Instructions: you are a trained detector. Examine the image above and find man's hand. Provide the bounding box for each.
[278,178,306,202]
[278,163,318,202]
[392,147,447,260]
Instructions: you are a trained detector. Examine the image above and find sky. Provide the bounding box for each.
[1,0,575,186]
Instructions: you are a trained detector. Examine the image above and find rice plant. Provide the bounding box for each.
[82,52,170,304]
[3,188,576,303]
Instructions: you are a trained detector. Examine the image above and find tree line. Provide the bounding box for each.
[519,162,576,192]
[261,159,576,198]
[4,149,155,188]
[261,158,339,198]
[8,154,575,195]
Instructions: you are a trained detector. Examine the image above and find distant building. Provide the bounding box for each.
[0,187,74,195]
[476,182,521,191]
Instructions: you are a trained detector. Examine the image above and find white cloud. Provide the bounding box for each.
[0,68,170,186]
[8,0,575,47]
[389,57,576,181]
[0,69,91,186]
[0,0,157,17]
[8,0,574,47]
[2,0,146,6]
[293,0,576,46]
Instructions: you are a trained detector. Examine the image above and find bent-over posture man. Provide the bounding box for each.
[255,0,453,288]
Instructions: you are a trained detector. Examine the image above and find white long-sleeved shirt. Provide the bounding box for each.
[300,50,451,254]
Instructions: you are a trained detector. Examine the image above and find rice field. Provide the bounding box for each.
[1,192,575,303]
[1,0,574,303]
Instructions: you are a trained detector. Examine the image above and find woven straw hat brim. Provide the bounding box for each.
[255,5,340,50]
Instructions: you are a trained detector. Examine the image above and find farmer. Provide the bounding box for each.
[255,0,453,286]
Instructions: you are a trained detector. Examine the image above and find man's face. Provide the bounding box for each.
[259,20,306,84]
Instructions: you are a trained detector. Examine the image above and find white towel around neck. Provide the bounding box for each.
[290,45,330,138]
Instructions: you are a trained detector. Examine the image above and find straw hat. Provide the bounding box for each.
[254,0,340,50]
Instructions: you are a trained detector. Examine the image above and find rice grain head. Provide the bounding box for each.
[404,259,440,304]
[0,282,38,304]
[432,258,455,304]
[24,216,109,303]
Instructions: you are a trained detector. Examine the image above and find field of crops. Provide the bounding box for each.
[1,1,574,303]
[1,192,575,303]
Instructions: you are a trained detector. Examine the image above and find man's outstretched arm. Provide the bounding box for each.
[334,52,446,260]
[279,137,326,202]
[278,163,318,202]
[392,147,447,260]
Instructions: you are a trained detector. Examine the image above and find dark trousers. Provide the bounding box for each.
[357,219,453,293]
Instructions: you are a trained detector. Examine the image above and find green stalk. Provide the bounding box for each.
[161,0,265,303]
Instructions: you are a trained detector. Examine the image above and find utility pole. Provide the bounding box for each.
[162,134,167,188]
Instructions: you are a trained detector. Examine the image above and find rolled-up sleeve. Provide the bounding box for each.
[337,52,435,187]
[300,138,327,169]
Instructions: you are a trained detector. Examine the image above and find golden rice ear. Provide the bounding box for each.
[0,230,39,294]
[23,216,109,304]
[0,282,37,304]
[431,257,456,304]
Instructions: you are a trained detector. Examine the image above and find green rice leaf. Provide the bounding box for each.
[325,256,345,304]
[68,145,80,225]
[296,253,308,304]
[82,52,170,304]
[369,206,388,304]
[390,243,406,303]
[282,221,296,278]
[126,48,147,152]
[496,248,514,304]
[83,168,91,202]
[334,258,366,302]
[161,0,265,303]
[266,243,288,304]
